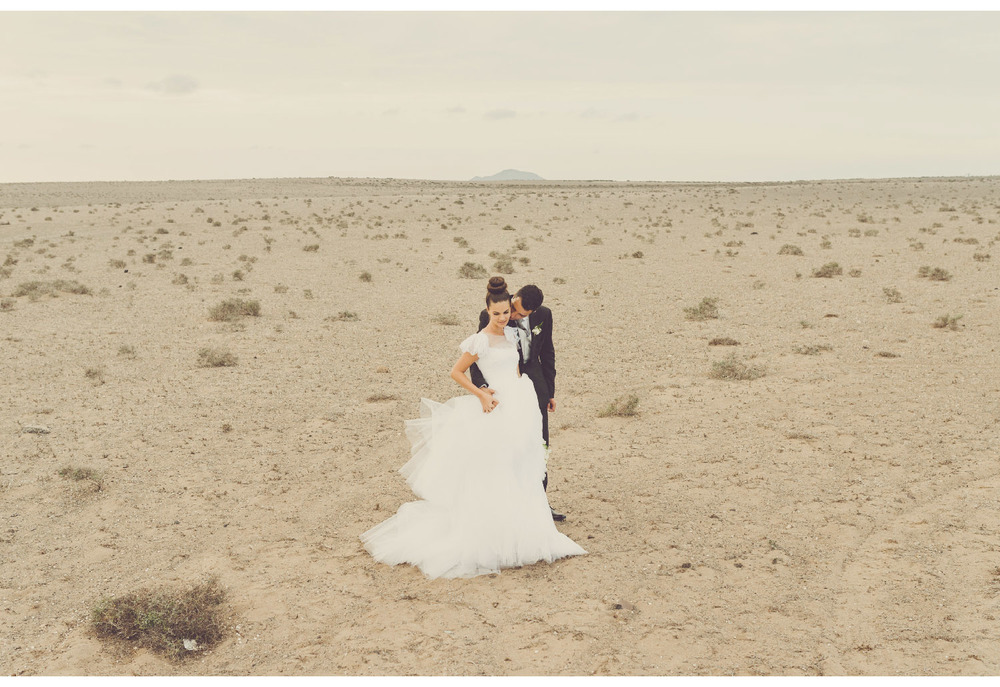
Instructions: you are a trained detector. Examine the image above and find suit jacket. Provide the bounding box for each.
[470,306,556,406]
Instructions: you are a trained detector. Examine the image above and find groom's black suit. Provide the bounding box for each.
[470,306,556,446]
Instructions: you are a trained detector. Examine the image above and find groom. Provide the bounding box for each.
[470,284,565,521]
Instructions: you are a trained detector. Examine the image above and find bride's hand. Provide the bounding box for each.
[477,388,499,414]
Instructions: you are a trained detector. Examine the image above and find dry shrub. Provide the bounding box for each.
[85,366,106,384]
[708,337,739,346]
[793,344,833,355]
[492,257,515,274]
[883,287,903,303]
[0,298,14,312]
[458,262,488,279]
[208,298,261,322]
[58,465,103,490]
[433,313,460,326]
[597,394,639,418]
[326,311,359,322]
[91,578,227,661]
[684,297,719,321]
[198,347,237,367]
[811,262,842,278]
[12,280,92,299]
[709,354,766,381]
[778,244,803,256]
[918,266,952,281]
[875,351,900,358]
[367,393,399,402]
[932,313,962,330]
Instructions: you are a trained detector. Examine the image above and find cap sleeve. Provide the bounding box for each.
[459,331,488,357]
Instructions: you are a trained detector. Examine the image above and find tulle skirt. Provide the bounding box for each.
[361,375,586,579]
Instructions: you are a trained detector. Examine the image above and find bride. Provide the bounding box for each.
[361,276,586,579]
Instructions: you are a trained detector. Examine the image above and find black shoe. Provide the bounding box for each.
[550,507,566,522]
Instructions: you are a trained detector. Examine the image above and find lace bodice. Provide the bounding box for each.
[460,329,520,387]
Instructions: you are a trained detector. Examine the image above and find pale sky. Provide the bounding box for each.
[1,11,998,183]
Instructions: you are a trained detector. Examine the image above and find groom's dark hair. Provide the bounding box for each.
[516,284,543,311]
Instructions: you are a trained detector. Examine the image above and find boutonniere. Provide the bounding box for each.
[532,323,543,336]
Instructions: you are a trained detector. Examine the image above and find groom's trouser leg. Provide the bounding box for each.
[540,395,549,491]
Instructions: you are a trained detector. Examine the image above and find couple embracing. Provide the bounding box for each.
[361,276,586,579]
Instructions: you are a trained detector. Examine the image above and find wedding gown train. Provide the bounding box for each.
[361,328,585,579]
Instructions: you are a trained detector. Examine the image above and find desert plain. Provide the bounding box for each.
[2,175,1000,676]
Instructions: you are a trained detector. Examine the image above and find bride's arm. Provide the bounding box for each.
[451,353,499,413]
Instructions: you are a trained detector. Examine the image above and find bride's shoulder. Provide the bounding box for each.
[459,330,489,356]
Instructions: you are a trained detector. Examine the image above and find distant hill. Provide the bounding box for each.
[471,169,545,182]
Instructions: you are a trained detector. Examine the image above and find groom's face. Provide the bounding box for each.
[509,297,532,322]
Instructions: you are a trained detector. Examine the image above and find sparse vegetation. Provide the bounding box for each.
[327,311,359,322]
[359,271,373,282]
[85,366,106,384]
[492,256,515,274]
[709,354,766,381]
[811,262,843,278]
[883,287,903,303]
[932,313,963,331]
[303,244,320,252]
[793,344,833,355]
[684,297,719,321]
[708,337,739,346]
[208,298,261,322]
[918,266,952,281]
[91,578,227,661]
[0,298,13,311]
[597,394,639,418]
[875,351,900,358]
[458,262,488,279]
[198,347,238,367]
[433,314,460,326]
[366,393,399,402]
[12,280,92,299]
[58,465,103,491]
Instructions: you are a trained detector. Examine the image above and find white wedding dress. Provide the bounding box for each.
[361,328,586,579]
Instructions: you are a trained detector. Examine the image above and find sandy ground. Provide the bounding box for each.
[2,175,999,676]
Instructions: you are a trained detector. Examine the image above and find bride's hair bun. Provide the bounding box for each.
[487,276,507,295]
[485,276,511,306]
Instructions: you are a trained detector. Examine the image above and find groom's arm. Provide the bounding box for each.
[469,309,490,389]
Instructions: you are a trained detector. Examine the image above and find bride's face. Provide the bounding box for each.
[487,300,511,329]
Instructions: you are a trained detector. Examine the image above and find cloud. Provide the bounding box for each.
[382,108,400,116]
[484,108,516,120]
[615,112,639,122]
[147,74,199,95]
[447,106,466,114]
[580,108,602,119]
